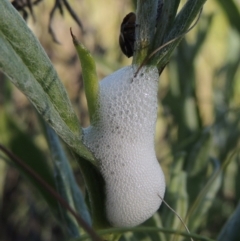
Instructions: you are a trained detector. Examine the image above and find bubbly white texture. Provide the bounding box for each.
[83,66,165,227]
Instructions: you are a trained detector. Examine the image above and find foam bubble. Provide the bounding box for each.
[83,66,165,227]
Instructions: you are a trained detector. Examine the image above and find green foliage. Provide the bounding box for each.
[0,0,95,165]
[0,109,59,216]
[44,123,92,237]
[218,202,240,241]
[0,0,240,241]
[71,31,99,124]
[217,0,240,34]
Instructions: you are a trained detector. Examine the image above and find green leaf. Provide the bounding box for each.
[189,14,214,60]
[133,0,159,64]
[133,214,165,241]
[0,0,95,164]
[75,155,109,230]
[187,158,222,231]
[0,0,79,136]
[71,31,99,124]
[186,129,212,177]
[152,0,181,54]
[45,123,92,237]
[156,0,207,69]
[160,154,188,241]
[217,200,240,241]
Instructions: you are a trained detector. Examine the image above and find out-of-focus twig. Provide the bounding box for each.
[12,0,42,20]
[0,143,103,241]
[12,0,85,44]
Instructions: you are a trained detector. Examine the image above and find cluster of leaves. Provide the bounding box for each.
[0,0,240,241]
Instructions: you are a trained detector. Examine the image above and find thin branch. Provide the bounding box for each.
[158,195,193,241]
[48,0,63,44]
[62,0,84,34]
[0,143,103,241]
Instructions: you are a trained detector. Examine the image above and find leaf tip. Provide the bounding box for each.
[70,27,79,45]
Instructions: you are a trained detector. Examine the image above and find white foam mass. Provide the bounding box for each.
[83,65,165,227]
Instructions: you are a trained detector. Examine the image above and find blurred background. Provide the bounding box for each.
[0,0,240,240]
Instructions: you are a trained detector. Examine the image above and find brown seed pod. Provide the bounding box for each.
[119,12,136,58]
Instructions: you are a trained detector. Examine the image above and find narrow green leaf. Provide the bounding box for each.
[217,199,240,240]
[168,0,207,38]
[133,0,159,64]
[160,154,188,241]
[45,123,92,237]
[75,155,109,230]
[0,29,95,165]
[71,30,99,124]
[186,129,212,177]
[0,143,102,241]
[156,0,207,69]
[217,30,240,104]
[152,0,181,54]
[187,158,222,231]
[134,215,165,241]
[189,14,214,60]
[151,214,167,241]
[0,0,80,137]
